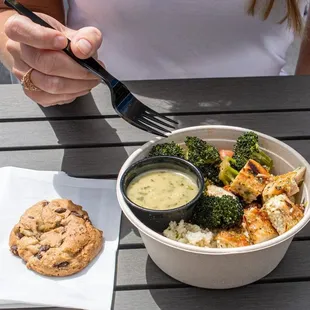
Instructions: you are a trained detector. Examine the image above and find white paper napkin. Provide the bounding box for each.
[0,167,122,310]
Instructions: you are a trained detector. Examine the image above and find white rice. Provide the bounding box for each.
[163,220,214,247]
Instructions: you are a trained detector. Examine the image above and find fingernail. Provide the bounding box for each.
[54,36,67,49]
[77,39,92,55]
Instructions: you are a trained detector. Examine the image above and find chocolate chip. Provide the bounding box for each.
[28,216,34,219]
[54,261,69,268]
[55,208,67,214]
[11,245,18,256]
[35,253,42,260]
[39,245,50,252]
[17,232,24,239]
[42,201,49,207]
[71,211,83,218]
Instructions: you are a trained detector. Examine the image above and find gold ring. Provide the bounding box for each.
[21,68,40,91]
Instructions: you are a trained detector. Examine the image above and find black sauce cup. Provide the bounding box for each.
[120,156,205,232]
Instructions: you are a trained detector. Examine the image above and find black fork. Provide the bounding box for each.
[5,0,178,137]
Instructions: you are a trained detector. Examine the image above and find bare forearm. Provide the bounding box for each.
[295,13,310,75]
[0,0,65,70]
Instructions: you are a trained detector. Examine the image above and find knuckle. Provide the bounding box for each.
[90,27,102,40]
[4,15,17,36]
[45,76,63,94]
[40,29,53,45]
[34,51,58,75]
[5,16,24,38]
[33,49,46,70]
[5,39,16,54]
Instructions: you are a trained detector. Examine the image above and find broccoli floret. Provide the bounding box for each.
[148,141,185,158]
[191,195,243,230]
[202,164,223,186]
[184,136,222,184]
[232,131,273,171]
[185,136,221,169]
[219,156,239,185]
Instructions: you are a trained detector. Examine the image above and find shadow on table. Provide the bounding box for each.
[124,78,266,113]
[145,255,181,286]
[146,280,300,310]
[37,92,130,175]
[145,254,294,310]
[145,253,245,310]
[147,285,249,310]
[145,255,252,309]
[37,91,134,241]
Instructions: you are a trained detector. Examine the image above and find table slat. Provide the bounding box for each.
[1,112,310,149]
[0,147,137,178]
[114,282,310,310]
[2,76,310,119]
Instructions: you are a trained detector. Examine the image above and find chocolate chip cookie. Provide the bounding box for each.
[9,199,103,277]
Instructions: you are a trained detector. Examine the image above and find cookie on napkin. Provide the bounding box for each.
[9,199,103,277]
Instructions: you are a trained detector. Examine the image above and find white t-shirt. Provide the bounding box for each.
[67,0,308,80]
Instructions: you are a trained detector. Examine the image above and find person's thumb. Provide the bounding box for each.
[70,27,103,59]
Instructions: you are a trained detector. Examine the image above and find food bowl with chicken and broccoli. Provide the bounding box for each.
[116,125,310,289]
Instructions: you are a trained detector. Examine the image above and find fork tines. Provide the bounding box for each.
[139,108,178,137]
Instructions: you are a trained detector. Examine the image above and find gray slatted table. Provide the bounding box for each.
[1,76,310,310]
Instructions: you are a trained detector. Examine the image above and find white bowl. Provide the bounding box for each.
[116,125,310,289]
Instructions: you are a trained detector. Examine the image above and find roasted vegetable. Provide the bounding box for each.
[219,156,239,185]
[185,136,221,169]
[191,195,243,230]
[219,149,234,160]
[202,164,223,186]
[232,131,273,171]
[148,141,185,158]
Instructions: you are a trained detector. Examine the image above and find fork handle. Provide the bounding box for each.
[4,0,118,88]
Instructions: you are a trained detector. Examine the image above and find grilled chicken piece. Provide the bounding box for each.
[230,159,271,203]
[215,228,251,248]
[262,167,306,202]
[244,205,278,244]
[263,193,304,235]
[215,216,250,248]
[206,185,236,199]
